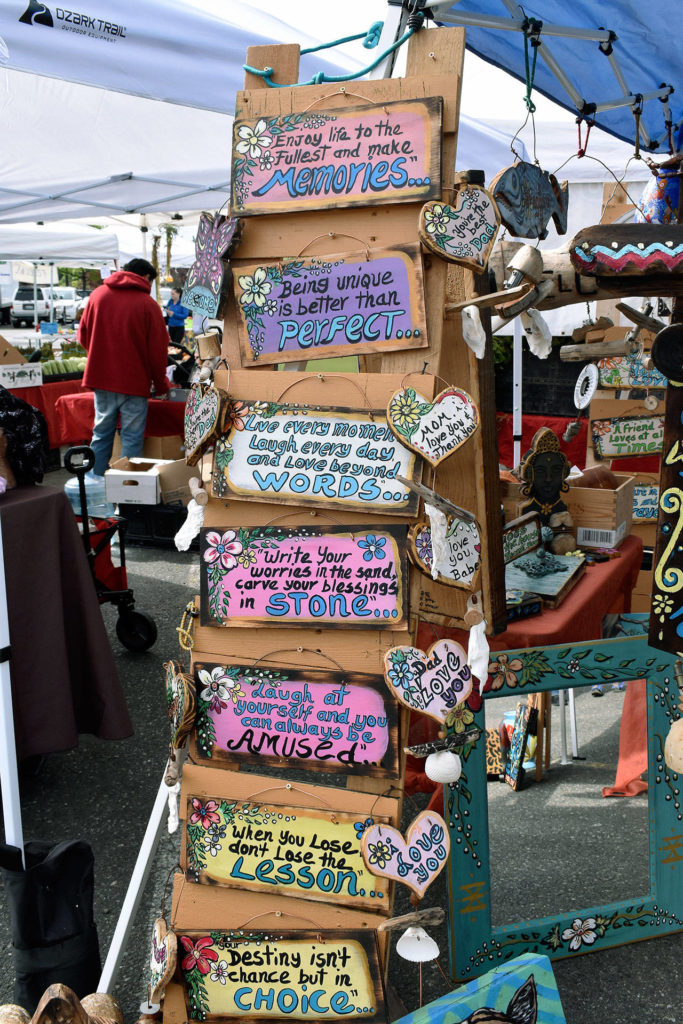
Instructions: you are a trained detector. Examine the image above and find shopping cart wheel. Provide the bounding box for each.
[116,610,158,652]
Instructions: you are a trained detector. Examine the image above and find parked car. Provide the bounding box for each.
[10,285,51,326]
[53,286,79,323]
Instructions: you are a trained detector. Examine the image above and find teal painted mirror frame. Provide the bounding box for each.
[446,628,683,981]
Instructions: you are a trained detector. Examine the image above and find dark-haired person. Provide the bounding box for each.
[165,287,190,345]
[78,258,169,476]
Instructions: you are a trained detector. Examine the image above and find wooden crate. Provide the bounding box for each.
[565,473,635,549]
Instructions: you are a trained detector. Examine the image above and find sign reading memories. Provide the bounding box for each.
[185,793,390,910]
[235,244,427,364]
[212,401,421,515]
[200,525,407,628]
[591,414,664,458]
[179,930,385,1023]
[193,662,399,777]
[231,97,442,216]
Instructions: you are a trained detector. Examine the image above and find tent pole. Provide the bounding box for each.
[0,523,24,866]
[49,262,54,323]
[32,265,38,334]
[512,318,523,469]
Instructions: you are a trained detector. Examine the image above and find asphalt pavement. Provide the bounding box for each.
[0,467,680,1023]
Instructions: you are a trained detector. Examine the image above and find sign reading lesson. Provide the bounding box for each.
[231,98,442,216]
[200,525,407,629]
[193,662,398,777]
[235,245,426,365]
[212,401,421,516]
[185,795,390,910]
[179,930,385,1024]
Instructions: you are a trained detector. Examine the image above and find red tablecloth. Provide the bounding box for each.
[53,392,186,447]
[8,380,85,449]
[496,412,588,469]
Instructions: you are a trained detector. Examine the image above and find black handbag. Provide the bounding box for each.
[0,840,101,1012]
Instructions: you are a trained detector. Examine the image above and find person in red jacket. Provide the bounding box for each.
[78,258,169,476]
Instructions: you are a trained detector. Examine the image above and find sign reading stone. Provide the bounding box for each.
[231,98,442,216]
[235,244,427,364]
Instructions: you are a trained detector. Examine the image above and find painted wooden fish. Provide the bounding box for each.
[490,161,569,240]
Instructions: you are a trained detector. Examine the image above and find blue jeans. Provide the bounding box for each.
[91,390,148,476]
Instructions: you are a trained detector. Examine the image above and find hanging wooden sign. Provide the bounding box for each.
[231,97,442,216]
[200,525,407,628]
[633,482,659,521]
[591,414,664,459]
[409,518,481,589]
[235,244,427,365]
[386,384,479,466]
[178,929,386,1024]
[192,661,399,777]
[184,383,229,467]
[182,212,241,319]
[489,162,569,240]
[185,792,390,911]
[502,513,542,564]
[382,639,472,723]
[211,401,421,516]
[418,184,500,271]
[570,223,683,276]
[360,811,450,898]
[597,355,667,390]
[149,917,178,1004]
[165,660,196,750]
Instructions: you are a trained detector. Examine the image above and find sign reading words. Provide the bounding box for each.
[179,930,384,1023]
[193,662,398,777]
[231,98,442,216]
[212,401,421,515]
[235,244,427,364]
[200,525,407,628]
[185,795,390,910]
[591,414,664,458]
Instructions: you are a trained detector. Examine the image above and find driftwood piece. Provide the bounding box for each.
[559,338,633,362]
[615,302,666,334]
[572,315,614,341]
[377,906,446,932]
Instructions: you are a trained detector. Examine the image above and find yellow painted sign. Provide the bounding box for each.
[185,797,389,910]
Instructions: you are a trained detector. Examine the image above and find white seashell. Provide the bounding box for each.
[425,749,462,783]
[664,718,683,773]
[396,926,440,962]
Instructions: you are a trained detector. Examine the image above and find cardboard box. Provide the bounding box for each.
[157,459,199,506]
[0,335,26,365]
[565,472,635,548]
[105,458,172,505]
[111,434,184,461]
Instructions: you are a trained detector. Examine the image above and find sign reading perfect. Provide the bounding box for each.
[231,98,442,215]
[235,244,427,364]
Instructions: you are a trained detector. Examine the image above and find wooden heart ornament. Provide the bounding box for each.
[184,382,228,466]
[361,811,450,898]
[149,916,178,1004]
[387,386,479,466]
[418,186,500,272]
[383,640,472,723]
[165,660,196,749]
[409,518,481,589]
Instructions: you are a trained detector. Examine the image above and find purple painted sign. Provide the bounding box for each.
[200,525,407,628]
[235,244,427,364]
[193,663,398,777]
[231,98,442,216]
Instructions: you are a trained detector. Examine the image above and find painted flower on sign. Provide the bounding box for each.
[238,267,272,308]
[203,830,223,858]
[354,817,374,840]
[561,917,598,951]
[203,530,243,571]
[224,400,248,432]
[445,703,474,733]
[358,535,387,561]
[367,839,393,870]
[423,203,452,235]
[180,935,219,975]
[415,528,433,566]
[189,798,221,830]
[387,653,415,692]
[653,593,674,622]
[237,547,257,568]
[389,389,421,433]
[259,152,274,171]
[210,959,229,984]
[488,653,524,690]
[235,118,272,159]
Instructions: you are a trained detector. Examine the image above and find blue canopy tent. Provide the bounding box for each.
[426,0,680,153]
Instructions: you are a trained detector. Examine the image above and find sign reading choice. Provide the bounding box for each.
[179,930,384,1023]
[200,525,407,628]
[185,795,390,910]
[231,98,442,215]
[213,401,421,515]
[235,244,427,364]
[193,662,398,777]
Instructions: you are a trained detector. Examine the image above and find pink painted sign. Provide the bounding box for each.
[360,811,450,898]
[200,525,407,628]
[231,98,443,216]
[193,662,399,777]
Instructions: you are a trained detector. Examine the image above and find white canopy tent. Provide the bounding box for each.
[0,223,119,262]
